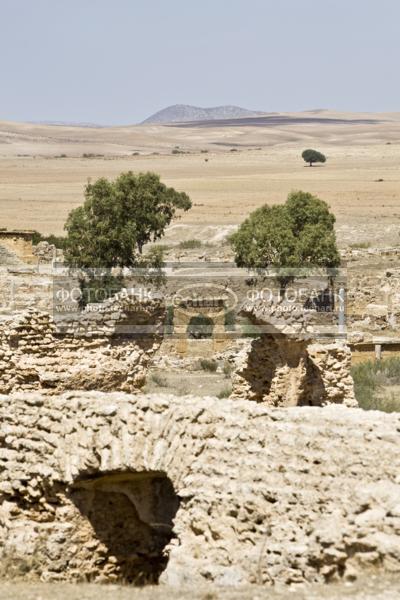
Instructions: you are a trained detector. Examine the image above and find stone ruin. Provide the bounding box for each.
[231,297,356,407]
[0,229,36,266]
[0,292,165,395]
[0,392,399,586]
[3,269,398,589]
[0,276,357,407]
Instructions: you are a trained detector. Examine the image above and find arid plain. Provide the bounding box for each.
[1,110,400,247]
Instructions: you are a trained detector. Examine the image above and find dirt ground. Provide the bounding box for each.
[143,369,232,398]
[0,577,398,600]
[1,111,400,246]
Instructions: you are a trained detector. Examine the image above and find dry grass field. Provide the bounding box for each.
[1,110,400,246]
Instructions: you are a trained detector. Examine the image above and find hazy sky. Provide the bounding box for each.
[1,0,399,124]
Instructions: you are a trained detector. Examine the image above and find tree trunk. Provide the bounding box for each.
[328,275,335,310]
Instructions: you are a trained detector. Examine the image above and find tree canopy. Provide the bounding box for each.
[301,149,326,167]
[229,191,340,284]
[64,171,192,268]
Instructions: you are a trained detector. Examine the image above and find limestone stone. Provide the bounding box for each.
[0,392,399,586]
[230,299,356,407]
[0,293,165,394]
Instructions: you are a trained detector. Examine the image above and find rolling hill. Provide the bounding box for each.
[141,104,263,124]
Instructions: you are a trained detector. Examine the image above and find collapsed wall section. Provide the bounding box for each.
[0,293,165,394]
[230,298,356,407]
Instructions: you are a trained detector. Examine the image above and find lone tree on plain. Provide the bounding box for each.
[229,190,340,288]
[302,148,326,167]
[64,171,192,268]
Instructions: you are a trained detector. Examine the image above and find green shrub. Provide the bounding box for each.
[224,310,236,331]
[178,239,202,249]
[217,386,232,399]
[31,231,67,250]
[223,361,233,378]
[349,242,371,250]
[152,244,171,253]
[150,372,168,387]
[31,230,42,245]
[172,148,187,155]
[351,357,400,412]
[164,305,174,333]
[199,358,218,372]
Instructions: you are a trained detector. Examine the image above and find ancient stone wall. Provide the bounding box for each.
[0,268,54,316]
[230,298,356,407]
[231,337,356,407]
[33,241,63,263]
[0,392,399,586]
[0,293,165,394]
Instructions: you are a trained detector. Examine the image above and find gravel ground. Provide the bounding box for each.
[0,578,399,600]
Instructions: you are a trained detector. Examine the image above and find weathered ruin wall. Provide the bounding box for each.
[0,392,399,586]
[1,289,356,404]
[0,269,54,317]
[0,294,165,394]
[306,342,356,405]
[231,337,356,407]
[230,298,356,407]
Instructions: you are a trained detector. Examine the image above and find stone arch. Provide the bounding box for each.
[171,299,230,355]
[231,299,356,406]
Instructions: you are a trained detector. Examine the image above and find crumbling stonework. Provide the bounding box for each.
[306,342,356,405]
[0,230,36,265]
[230,299,356,407]
[0,392,399,586]
[0,267,54,316]
[0,293,165,394]
[33,241,63,264]
[231,337,356,407]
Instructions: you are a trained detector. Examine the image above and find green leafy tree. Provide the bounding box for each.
[301,148,326,167]
[285,190,334,232]
[63,171,191,306]
[229,205,297,271]
[64,171,192,268]
[230,191,340,289]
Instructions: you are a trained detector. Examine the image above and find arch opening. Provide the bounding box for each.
[69,471,180,585]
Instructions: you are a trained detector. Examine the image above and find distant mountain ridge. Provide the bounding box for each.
[30,121,104,128]
[142,104,263,124]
